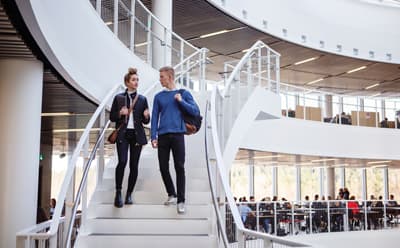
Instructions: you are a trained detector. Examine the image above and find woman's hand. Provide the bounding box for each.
[119,106,128,116]
[143,109,150,119]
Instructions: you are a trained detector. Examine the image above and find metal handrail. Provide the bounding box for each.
[204,101,229,248]
[48,83,124,238]
[133,0,198,51]
[222,40,281,97]
[64,120,111,248]
[209,86,310,247]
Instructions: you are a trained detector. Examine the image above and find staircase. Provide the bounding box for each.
[75,120,216,247]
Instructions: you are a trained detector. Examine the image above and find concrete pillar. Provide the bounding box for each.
[39,143,53,217]
[296,166,301,201]
[272,167,278,197]
[326,167,335,199]
[383,167,389,201]
[361,168,367,200]
[152,0,172,69]
[324,95,333,118]
[0,59,43,248]
[320,167,325,197]
[248,151,254,197]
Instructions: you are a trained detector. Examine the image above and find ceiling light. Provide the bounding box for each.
[367,160,391,164]
[370,93,381,97]
[346,66,367,74]
[199,27,244,39]
[242,48,250,53]
[135,42,148,47]
[42,112,73,117]
[253,155,281,159]
[294,57,319,65]
[311,158,337,163]
[105,21,113,25]
[365,83,380,90]
[200,30,229,38]
[371,164,389,169]
[306,78,324,85]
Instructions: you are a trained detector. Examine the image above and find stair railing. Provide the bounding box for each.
[205,40,311,247]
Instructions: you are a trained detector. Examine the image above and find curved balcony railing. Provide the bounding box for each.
[206,40,310,247]
[279,82,400,129]
[89,0,201,70]
[233,199,400,236]
[218,40,280,150]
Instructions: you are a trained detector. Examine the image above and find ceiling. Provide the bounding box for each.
[3,0,400,159]
[1,1,100,154]
[168,0,400,97]
[234,149,400,169]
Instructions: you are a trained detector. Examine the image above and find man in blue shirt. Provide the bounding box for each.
[151,66,199,214]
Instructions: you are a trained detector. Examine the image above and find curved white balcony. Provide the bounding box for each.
[207,0,400,64]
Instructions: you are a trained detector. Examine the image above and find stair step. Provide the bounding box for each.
[90,191,212,205]
[75,234,216,248]
[84,218,213,235]
[103,167,209,180]
[87,204,213,219]
[98,178,210,192]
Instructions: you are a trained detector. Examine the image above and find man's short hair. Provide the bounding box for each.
[159,66,175,79]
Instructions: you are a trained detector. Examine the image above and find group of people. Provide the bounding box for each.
[109,66,200,214]
[234,189,399,235]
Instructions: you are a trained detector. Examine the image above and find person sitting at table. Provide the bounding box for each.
[259,197,274,233]
[348,196,361,230]
[388,194,398,207]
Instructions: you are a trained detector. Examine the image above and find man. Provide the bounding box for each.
[151,66,199,214]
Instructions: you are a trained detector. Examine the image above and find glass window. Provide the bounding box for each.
[345,168,362,199]
[304,94,320,108]
[301,167,320,200]
[389,168,400,201]
[332,96,340,116]
[385,100,396,121]
[254,165,273,200]
[230,163,249,199]
[367,168,383,198]
[278,166,296,200]
[335,168,343,198]
[343,97,357,115]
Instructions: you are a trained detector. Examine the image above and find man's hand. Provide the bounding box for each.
[174,93,182,102]
[151,139,158,148]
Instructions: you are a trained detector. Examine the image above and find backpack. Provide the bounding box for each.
[178,89,202,135]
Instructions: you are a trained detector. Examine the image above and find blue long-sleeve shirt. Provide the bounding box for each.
[151,89,199,140]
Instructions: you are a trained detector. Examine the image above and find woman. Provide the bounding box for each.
[110,67,150,208]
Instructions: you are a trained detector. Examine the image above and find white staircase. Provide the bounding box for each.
[75,141,217,248]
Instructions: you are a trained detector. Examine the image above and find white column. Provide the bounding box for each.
[340,167,345,188]
[383,167,389,201]
[326,167,335,199]
[272,167,278,197]
[0,59,43,248]
[361,168,367,200]
[248,151,255,197]
[320,167,325,197]
[296,166,301,201]
[324,95,333,118]
[152,0,172,69]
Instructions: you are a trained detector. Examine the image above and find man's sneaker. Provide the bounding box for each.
[177,202,186,214]
[164,196,177,205]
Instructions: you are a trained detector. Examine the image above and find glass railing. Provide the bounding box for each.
[233,199,400,236]
[89,0,200,70]
[280,82,400,129]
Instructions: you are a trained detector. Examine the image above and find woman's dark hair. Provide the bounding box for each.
[124,67,137,84]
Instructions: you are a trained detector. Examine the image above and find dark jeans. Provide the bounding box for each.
[158,133,185,203]
[115,129,142,192]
